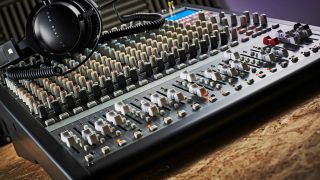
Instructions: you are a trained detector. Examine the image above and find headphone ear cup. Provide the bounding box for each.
[25,0,101,58]
[25,2,48,56]
[67,0,93,51]
[72,0,102,51]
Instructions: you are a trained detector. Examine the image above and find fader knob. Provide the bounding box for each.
[204,69,221,81]
[81,127,99,146]
[189,44,198,58]
[167,89,184,102]
[252,12,260,25]
[150,93,168,107]
[230,60,250,71]
[220,32,228,46]
[204,69,214,79]
[178,49,187,62]
[230,14,238,27]
[243,11,250,24]
[210,36,218,50]
[180,71,197,82]
[106,111,123,125]
[221,17,229,26]
[240,15,247,27]
[231,27,238,40]
[188,84,208,97]
[260,14,268,27]
[144,62,153,77]
[210,16,217,24]
[167,53,176,67]
[212,72,222,81]
[200,40,208,54]
[61,131,77,148]
[117,73,127,89]
[94,119,112,135]
[115,101,130,115]
[141,100,159,117]
[219,12,225,24]
[198,11,206,21]
[224,50,240,60]
[130,68,139,83]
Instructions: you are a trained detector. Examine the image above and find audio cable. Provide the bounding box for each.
[5,0,165,80]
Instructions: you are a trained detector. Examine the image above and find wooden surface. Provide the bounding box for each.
[1,89,320,179]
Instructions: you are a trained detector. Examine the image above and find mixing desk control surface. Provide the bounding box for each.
[1,4,320,179]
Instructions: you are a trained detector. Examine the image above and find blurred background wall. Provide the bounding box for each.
[0,0,319,49]
[218,0,319,26]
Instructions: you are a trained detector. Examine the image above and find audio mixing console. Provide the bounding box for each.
[1,4,320,179]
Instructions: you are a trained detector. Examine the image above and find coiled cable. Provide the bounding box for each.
[4,0,165,80]
[100,2,165,42]
[6,66,63,80]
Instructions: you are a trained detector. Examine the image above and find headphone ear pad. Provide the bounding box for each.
[72,0,102,50]
[68,0,93,51]
[25,0,102,58]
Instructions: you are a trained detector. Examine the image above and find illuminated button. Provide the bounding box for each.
[148,124,158,132]
[117,139,127,147]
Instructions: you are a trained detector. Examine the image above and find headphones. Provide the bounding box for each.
[0,0,164,79]
[0,0,102,76]
[27,0,102,58]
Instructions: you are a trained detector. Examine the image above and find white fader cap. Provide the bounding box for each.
[150,93,168,107]
[94,118,113,135]
[141,100,159,117]
[106,111,123,125]
[167,89,184,102]
[114,101,130,115]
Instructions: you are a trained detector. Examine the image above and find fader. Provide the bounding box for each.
[1,4,320,179]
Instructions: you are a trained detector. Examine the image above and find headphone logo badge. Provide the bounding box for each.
[8,49,13,55]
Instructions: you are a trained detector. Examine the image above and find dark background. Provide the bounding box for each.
[0,0,319,44]
[0,0,215,44]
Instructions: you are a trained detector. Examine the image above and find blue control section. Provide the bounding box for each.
[166,9,198,21]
